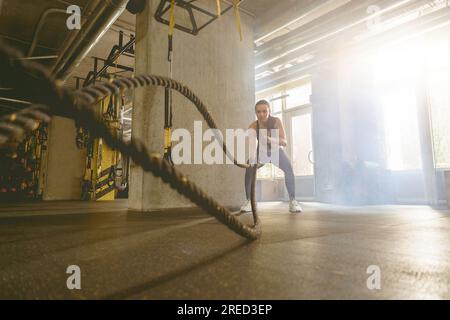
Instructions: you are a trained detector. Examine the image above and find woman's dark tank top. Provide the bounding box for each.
[256,115,277,133]
[256,116,277,158]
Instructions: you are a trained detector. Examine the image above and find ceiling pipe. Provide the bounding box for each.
[52,0,129,81]
[27,8,67,57]
[50,0,102,76]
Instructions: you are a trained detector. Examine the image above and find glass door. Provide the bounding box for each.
[285,106,315,200]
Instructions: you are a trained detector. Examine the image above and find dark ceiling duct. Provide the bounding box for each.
[52,0,129,81]
[126,0,147,15]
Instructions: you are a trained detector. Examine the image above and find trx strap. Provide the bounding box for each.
[256,117,274,161]
[256,121,260,164]
[233,0,243,41]
[216,0,221,17]
[164,0,176,165]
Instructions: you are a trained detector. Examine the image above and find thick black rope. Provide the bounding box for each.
[76,75,255,169]
[0,42,261,240]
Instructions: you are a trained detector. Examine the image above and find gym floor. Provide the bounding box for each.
[1,201,449,299]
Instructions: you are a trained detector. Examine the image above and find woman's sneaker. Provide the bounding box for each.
[289,199,302,213]
[240,200,252,213]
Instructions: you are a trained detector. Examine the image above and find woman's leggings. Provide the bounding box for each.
[245,148,296,200]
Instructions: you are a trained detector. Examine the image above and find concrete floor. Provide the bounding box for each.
[0,200,450,299]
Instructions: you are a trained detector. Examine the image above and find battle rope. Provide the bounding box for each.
[0,41,261,240]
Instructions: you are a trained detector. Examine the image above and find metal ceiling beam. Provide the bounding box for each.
[52,0,129,81]
[256,4,450,91]
[255,0,430,76]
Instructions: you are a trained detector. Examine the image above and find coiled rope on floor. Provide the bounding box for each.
[0,41,261,240]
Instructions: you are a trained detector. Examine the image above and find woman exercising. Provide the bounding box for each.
[240,99,302,213]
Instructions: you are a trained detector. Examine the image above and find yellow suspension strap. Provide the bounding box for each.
[233,0,243,41]
[216,0,221,17]
[164,0,176,165]
[94,95,120,201]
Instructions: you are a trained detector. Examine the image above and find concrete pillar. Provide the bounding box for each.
[43,116,86,200]
[130,2,255,211]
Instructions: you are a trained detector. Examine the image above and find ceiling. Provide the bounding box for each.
[0,0,89,57]
[240,0,315,38]
[0,0,349,113]
[3,0,446,103]
[0,0,136,89]
[239,0,288,17]
[0,0,294,92]
[253,0,450,91]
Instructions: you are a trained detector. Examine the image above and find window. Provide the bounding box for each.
[257,163,284,180]
[270,96,283,113]
[428,68,450,169]
[372,41,423,171]
[286,82,312,109]
[291,113,314,176]
[426,34,450,169]
[381,84,422,171]
[257,164,273,180]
